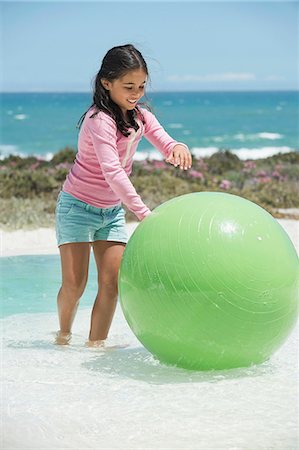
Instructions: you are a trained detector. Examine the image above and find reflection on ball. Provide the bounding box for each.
[119,192,299,370]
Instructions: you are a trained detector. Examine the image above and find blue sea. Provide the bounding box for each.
[1,90,298,160]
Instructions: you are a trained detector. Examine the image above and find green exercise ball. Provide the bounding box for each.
[119,192,299,371]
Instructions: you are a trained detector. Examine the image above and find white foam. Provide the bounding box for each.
[14,114,28,120]
[44,152,54,161]
[168,123,184,129]
[210,133,284,144]
[191,147,222,158]
[233,133,283,142]
[133,150,164,161]
[212,136,225,142]
[190,146,293,160]
[257,132,283,140]
[0,145,23,159]
[0,147,54,161]
[233,133,247,141]
[232,146,292,160]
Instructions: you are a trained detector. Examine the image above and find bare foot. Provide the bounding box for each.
[54,331,72,345]
[85,339,129,350]
[85,339,106,348]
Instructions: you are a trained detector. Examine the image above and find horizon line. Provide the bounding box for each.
[1,88,298,94]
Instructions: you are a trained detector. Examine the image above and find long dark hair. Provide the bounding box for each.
[77,44,150,137]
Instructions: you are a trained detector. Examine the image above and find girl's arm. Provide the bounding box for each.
[88,113,151,221]
[142,108,192,170]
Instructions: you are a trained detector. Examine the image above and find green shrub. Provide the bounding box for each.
[207,150,242,174]
[0,170,59,198]
[265,151,299,164]
[0,148,298,228]
[49,147,76,166]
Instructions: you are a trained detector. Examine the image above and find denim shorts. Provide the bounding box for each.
[55,191,128,247]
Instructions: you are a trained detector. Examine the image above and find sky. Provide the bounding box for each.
[1,1,298,92]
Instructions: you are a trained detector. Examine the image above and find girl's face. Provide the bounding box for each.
[101,69,147,117]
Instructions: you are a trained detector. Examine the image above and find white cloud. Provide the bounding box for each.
[263,75,285,81]
[167,73,257,82]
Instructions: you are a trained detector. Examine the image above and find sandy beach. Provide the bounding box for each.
[0,222,139,257]
[1,218,298,257]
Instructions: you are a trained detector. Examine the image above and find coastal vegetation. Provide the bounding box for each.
[0,147,298,229]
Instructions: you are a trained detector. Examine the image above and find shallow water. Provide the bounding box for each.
[1,255,298,449]
[1,255,98,317]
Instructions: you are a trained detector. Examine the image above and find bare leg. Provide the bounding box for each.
[87,240,126,344]
[55,242,91,344]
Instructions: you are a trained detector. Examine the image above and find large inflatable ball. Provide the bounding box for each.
[119,192,299,370]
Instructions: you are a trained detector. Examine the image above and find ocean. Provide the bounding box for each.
[1,90,298,161]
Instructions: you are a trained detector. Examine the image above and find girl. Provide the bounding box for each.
[55,44,192,346]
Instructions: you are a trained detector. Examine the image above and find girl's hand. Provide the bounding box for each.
[166,144,192,170]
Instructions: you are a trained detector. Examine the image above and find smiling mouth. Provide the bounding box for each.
[128,99,138,104]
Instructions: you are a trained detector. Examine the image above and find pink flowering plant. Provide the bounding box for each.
[0,147,298,228]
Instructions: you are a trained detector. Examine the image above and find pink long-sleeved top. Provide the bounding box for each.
[63,106,185,221]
